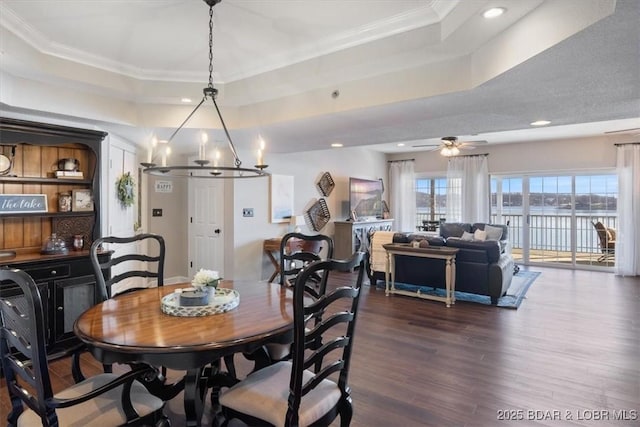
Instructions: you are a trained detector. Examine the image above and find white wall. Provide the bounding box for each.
[232,146,388,281]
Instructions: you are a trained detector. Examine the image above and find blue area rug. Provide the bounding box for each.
[377,270,540,309]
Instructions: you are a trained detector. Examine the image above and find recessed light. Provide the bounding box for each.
[530,120,551,126]
[397,143,405,147]
[483,7,506,19]
[158,139,169,144]
[331,143,343,148]
[181,97,192,103]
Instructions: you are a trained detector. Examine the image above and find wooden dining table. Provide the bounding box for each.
[74,280,293,427]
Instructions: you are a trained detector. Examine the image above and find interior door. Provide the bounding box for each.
[188,167,224,278]
[108,142,142,294]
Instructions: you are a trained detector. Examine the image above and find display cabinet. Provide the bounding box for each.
[0,117,108,357]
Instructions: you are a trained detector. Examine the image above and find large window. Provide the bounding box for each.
[415,176,447,230]
[491,173,617,268]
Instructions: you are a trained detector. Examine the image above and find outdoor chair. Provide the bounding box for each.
[592,221,616,262]
[220,251,366,427]
[0,268,169,427]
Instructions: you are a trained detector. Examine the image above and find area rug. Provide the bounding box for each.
[376,270,540,309]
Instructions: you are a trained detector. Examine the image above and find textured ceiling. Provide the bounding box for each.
[0,0,638,155]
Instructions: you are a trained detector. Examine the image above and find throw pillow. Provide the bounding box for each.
[461,231,475,241]
[474,229,487,241]
[484,224,503,241]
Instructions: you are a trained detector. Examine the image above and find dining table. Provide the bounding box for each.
[74,280,294,427]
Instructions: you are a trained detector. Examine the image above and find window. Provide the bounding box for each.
[415,176,447,229]
[490,173,617,268]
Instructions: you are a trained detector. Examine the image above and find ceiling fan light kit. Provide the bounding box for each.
[140,0,269,179]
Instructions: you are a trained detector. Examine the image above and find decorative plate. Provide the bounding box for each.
[316,172,335,197]
[305,198,330,231]
[161,287,240,317]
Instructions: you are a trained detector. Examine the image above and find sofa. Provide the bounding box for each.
[369,223,514,304]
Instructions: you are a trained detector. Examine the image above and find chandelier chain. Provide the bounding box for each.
[208,5,214,89]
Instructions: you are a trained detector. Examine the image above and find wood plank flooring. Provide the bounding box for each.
[2,266,639,426]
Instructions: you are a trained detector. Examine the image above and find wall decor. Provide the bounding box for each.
[116,172,135,207]
[72,189,94,212]
[316,172,335,197]
[306,198,331,231]
[0,194,47,214]
[270,174,294,223]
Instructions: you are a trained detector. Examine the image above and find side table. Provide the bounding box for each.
[264,238,282,283]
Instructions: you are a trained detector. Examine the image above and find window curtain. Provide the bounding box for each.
[446,155,489,223]
[615,144,640,276]
[389,160,416,232]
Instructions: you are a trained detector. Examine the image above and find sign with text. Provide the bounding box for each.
[0,194,48,213]
[155,180,173,193]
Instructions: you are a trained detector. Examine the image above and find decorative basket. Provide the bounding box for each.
[161,287,239,317]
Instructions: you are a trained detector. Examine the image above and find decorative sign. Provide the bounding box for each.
[0,194,48,214]
[155,180,173,193]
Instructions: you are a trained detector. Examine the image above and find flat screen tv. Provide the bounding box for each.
[349,177,383,220]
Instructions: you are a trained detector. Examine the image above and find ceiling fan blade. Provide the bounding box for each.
[412,143,441,148]
[604,127,640,134]
[458,139,488,145]
[459,145,477,150]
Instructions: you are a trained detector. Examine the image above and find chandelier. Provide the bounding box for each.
[141,0,269,179]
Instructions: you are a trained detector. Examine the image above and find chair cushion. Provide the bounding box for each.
[220,361,341,427]
[17,374,163,427]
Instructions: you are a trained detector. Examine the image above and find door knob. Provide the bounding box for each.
[214,229,221,234]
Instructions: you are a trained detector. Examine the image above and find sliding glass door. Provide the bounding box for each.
[491,172,617,269]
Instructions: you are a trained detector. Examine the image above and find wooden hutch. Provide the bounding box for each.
[0,117,110,356]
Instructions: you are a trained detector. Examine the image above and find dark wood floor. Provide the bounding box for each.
[2,266,639,426]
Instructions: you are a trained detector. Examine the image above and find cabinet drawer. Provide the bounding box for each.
[23,264,70,281]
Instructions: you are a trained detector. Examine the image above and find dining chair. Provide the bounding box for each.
[592,221,616,262]
[219,251,366,427]
[0,268,170,427]
[89,233,182,399]
[258,232,334,365]
[279,232,334,288]
[90,233,165,301]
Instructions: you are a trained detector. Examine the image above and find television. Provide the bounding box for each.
[349,177,383,220]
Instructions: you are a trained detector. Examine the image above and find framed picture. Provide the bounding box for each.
[72,189,94,211]
[270,174,294,223]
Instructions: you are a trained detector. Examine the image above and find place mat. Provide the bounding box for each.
[161,287,239,317]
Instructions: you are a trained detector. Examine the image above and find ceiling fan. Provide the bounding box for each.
[412,136,488,156]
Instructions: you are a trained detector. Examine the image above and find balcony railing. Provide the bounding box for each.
[415,212,617,266]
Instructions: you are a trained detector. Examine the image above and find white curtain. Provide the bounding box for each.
[615,144,640,276]
[389,160,416,232]
[446,155,489,223]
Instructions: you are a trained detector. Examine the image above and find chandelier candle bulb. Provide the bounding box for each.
[257,149,263,166]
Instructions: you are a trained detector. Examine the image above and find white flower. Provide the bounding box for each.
[193,268,221,286]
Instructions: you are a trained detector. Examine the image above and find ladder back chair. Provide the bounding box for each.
[0,268,169,427]
[220,251,366,427]
[279,232,334,288]
[90,233,165,301]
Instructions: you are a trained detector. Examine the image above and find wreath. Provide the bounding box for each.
[116,172,135,207]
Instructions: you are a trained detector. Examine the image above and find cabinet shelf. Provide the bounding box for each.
[0,211,94,219]
[0,176,92,185]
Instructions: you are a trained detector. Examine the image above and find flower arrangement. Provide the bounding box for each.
[192,268,221,289]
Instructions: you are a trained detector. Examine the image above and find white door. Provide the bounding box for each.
[188,170,225,278]
[108,142,142,295]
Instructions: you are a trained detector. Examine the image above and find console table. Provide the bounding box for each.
[383,243,459,307]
